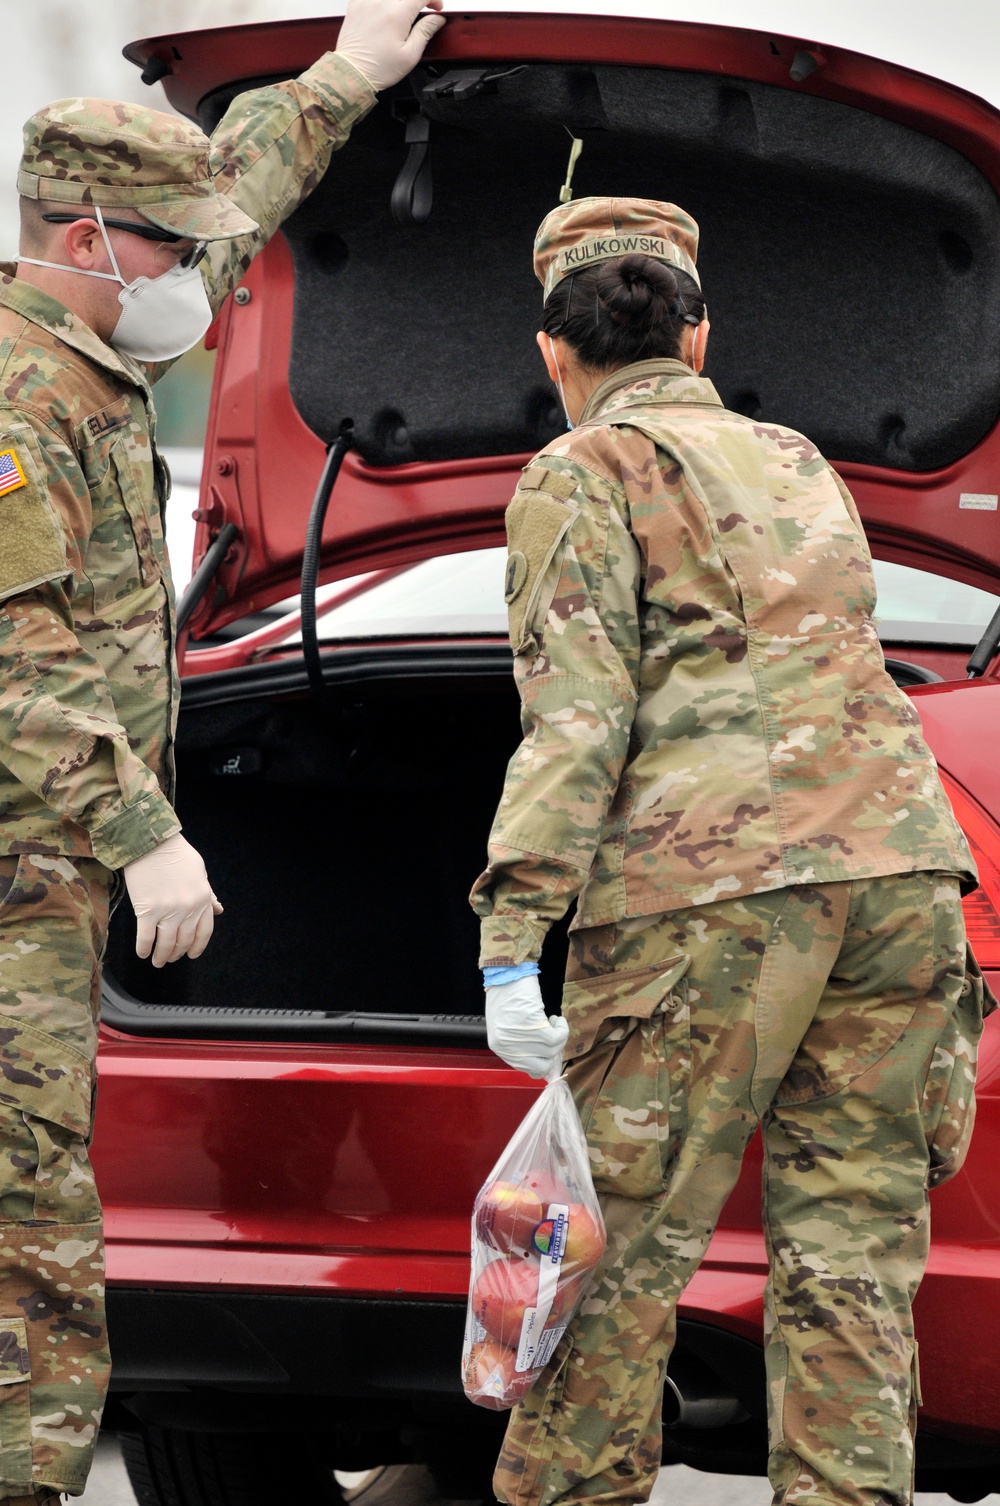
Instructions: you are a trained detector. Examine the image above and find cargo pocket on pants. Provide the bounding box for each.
[0,1317,32,1485]
[921,945,994,1188]
[562,955,691,1201]
[0,1013,97,1225]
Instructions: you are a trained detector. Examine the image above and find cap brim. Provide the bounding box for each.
[139,193,259,242]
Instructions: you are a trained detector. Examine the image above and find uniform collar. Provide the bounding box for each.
[578,358,724,426]
[0,265,150,393]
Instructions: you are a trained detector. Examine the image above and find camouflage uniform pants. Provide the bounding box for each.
[495,872,986,1506]
[0,852,112,1499]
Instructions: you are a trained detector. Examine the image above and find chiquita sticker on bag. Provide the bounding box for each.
[462,1076,606,1410]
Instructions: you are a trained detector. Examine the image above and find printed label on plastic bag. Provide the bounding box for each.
[515,1202,568,1371]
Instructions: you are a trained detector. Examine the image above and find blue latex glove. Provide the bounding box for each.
[483,961,539,987]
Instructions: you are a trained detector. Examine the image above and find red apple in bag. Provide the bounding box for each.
[562,1204,606,1274]
[472,1255,569,1347]
[475,1180,545,1255]
[526,1201,606,1275]
[463,1338,536,1410]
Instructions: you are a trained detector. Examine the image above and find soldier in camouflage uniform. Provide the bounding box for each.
[472,198,990,1506]
[0,1,445,1498]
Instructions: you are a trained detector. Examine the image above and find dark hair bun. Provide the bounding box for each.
[595,254,679,330]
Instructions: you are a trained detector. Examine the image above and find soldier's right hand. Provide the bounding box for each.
[124,833,224,969]
[485,975,569,1081]
[335,0,446,93]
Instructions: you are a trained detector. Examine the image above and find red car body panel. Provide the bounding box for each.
[94,8,1000,1471]
[92,961,1000,1440]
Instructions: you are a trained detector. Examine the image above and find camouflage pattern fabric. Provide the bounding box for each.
[0,55,377,1498]
[495,872,989,1506]
[0,53,376,871]
[18,97,260,242]
[472,359,974,966]
[532,198,701,302]
[0,853,111,1499]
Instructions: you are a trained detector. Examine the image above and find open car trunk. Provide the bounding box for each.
[104,648,572,1043]
[105,14,1000,1040]
[102,637,943,1042]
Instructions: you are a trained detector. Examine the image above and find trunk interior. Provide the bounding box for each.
[104,652,571,1038]
[103,644,937,1041]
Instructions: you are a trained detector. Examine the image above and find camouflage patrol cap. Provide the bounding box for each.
[534,197,700,302]
[18,98,259,241]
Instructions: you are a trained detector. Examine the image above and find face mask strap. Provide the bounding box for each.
[684,314,702,373]
[94,206,125,286]
[548,336,574,431]
[15,255,120,281]
[17,204,126,284]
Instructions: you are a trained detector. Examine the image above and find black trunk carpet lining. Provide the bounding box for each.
[105,687,572,1020]
[250,62,1000,472]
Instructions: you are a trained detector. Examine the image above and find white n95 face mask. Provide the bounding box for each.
[108,257,212,362]
[18,204,212,362]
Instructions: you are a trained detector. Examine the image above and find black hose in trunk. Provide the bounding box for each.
[300,428,353,695]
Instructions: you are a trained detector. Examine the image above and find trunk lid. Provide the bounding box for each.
[125,9,1000,634]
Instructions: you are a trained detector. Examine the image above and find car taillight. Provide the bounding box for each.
[939,771,1000,969]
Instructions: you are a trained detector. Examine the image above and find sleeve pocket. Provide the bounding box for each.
[0,429,67,604]
[562,955,691,1201]
[504,490,575,656]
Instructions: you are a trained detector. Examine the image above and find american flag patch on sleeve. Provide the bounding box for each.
[0,450,27,498]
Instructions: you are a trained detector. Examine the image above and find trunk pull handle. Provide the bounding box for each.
[391,105,433,226]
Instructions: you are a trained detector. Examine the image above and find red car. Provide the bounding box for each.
[97,10,1000,1504]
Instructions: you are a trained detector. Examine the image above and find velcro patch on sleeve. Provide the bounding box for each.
[504,490,575,653]
[0,435,67,604]
[520,465,579,501]
[504,551,528,603]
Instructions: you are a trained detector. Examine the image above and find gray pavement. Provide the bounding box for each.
[78,1434,1000,1505]
[79,1433,136,1504]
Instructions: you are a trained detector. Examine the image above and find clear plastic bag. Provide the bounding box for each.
[462,1075,607,1410]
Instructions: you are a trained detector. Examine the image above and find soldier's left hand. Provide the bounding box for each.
[485,975,569,1081]
[335,0,446,93]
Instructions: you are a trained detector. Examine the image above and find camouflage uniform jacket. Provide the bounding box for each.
[472,359,975,966]
[0,56,375,870]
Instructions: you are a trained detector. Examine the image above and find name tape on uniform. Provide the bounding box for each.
[959,493,998,511]
[551,234,698,288]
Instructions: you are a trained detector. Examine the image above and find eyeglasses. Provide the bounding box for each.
[41,212,208,269]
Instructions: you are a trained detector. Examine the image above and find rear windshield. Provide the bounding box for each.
[873,561,999,645]
[286,550,1000,648]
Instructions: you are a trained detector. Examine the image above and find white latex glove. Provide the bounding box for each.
[124,833,223,969]
[485,975,569,1081]
[335,0,446,92]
